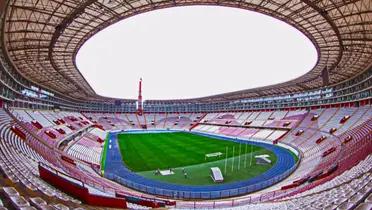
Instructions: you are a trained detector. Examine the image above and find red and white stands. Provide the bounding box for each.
[0,105,371,209]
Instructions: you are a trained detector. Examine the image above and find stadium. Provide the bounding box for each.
[0,0,371,209]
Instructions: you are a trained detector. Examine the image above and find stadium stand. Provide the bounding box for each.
[0,103,371,208]
[0,0,371,208]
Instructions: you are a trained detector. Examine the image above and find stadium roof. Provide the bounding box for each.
[2,0,372,101]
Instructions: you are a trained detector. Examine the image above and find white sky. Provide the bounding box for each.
[76,6,317,100]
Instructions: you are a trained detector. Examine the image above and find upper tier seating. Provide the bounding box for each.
[83,112,204,131]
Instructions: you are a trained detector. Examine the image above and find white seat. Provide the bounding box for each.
[53,203,69,210]
[20,207,37,210]
[2,187,19,197]
[337,202,355,210]
[10,195,30,208]
[354,202,372,210]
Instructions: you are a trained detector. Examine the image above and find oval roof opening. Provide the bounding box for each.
[76,6,317,100]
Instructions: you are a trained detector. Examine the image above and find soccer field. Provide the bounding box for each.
[117,132,280,185]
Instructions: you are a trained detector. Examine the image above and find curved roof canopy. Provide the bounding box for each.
[2,0,372,101]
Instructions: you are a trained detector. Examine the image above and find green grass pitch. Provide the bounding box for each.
[117,132,277,185]
[100,133,109,175]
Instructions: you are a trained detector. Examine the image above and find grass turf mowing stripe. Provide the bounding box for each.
[118,132,267,172]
